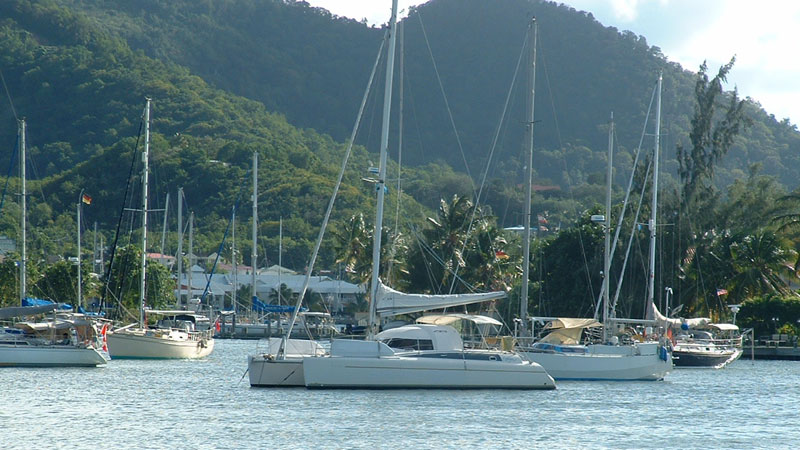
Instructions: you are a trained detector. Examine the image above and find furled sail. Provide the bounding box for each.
[375,281,506,317]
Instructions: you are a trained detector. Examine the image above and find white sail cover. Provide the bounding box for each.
[375,281,507,317]
[649,302,709,328]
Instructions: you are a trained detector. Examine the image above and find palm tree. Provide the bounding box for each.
[728,230,796,303]
[268,283,294,305]
[331,213,372,284]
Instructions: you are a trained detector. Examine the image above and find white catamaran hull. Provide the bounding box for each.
[519,342,672,381]
[107,330,214,359]
[0,345,108,367]
[303,339,555,389]
[248,356,305,386]
[247,338,327,387]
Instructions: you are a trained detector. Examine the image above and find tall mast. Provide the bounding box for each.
[520,17,537,334]
[160,193,169,262]
[278,217,282,305]
[77,190,83,310]
[139,98,151,327]
[177,187,183,304]
[188,212,194,303]
[646,72,662,316]
[367,0,399,339]
[232,210,237,311]
[19,119,26,305]
[252,151,258,306]
[603,113,614,341]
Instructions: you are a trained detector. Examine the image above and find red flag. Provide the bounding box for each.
[81,193,92,205]
[495,250,509,260]
[100,323,108,352]
[214,319,221,333]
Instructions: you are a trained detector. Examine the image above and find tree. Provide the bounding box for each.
[677,58,749,212]
[103,244,174,320]
[728,230,795,303]
[268,283,294,305]
[0,258,19,308]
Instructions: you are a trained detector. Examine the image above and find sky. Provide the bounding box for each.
[305,0,800,125]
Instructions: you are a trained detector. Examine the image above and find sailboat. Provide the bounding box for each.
[301,2,554,389]
[106,99,214,359]
[650,303,742,368]
[0,119,108,367]
[517,71,672,380]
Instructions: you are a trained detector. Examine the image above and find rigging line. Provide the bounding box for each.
[201,168,251,304]
[0,138,18,214]
[0,69,17,120]
[446,21,529,295]
[538,32,596,305]
[406,220,481,293]
[609,158,652,315]
[101,117,144,312]
[284,30,388,342]
[403,67,429,167]
[415,11,475,192]
[595,80,658,317]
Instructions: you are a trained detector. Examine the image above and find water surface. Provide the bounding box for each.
[2,340,796,449]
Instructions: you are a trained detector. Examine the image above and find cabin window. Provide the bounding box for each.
[381,338,434,351]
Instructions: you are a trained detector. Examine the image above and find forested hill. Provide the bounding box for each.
[53,0,800,192]
[0,0,430,269]
[1,0,799,268]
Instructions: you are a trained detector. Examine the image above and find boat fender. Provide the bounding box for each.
[658,345,669,361]
[199,339,207,349]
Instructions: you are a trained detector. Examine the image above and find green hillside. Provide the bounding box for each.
[0,0,431,274]
[50,0,800,196]
[1,0,800,328]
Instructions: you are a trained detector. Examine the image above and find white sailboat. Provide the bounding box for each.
[517,70,671,380]
[301,2,554,390]
[650,304,742,368]
[0,119,108,367]
[106,99,214,359]
[249,20,392,387]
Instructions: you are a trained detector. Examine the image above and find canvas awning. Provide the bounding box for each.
[707,323,739,332]
[416,314,503,326]
[542,318,602,330]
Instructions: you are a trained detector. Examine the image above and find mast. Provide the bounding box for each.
[176,187,183,304]
[251,152,258,307]
[232,210,237,311]
[646,72,662,317]
[603,113,614,341]
[520,17,537,335]
[278,217,282,305]
[77,190,83,310]
[160,193,169,263]
[367,0,399,339]
[19,119,26,305]
[188,212,194,304]
[139,98,151,327]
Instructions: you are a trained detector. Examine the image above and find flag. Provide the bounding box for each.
[495,250,509,260]
[716,288,728,297]
[81,193,92,205]
[214,319,221,333]
[100,323,108,352]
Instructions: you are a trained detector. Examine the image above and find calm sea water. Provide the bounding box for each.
[2,339,797,449]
